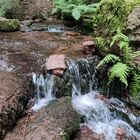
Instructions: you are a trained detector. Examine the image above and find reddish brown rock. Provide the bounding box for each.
[64,31,81,36]
[116,127,126,140]
[82,40,96,55]
[46,54,67,75]
[74,125,105,140]
[0,72,31,139]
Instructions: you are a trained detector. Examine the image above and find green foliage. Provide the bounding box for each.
[60,130,69,140]
[130,72,140,97]
[52,0,98,20]
[96,54,120,68]
[95,37,109,54]
[0,19,20,31]
[94,0,140,37]
[109,62,130,87]
[97,30,140,97]
[0,0,19,16]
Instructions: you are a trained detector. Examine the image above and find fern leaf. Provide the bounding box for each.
[109,62,130,87]
[131,51,140,59]
[72,7,81,20]
[130,73,140,97]
[77,5,88,13]
[96,54,120,68]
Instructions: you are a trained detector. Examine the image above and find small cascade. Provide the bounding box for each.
[67,57,140,140]
[77,56,98,91]
[67,58,81,97]
[30,56,140,140]
[72,92,140,140]
[31,73,55,111]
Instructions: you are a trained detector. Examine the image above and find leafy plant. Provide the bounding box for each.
[52,0,98,20]
[0,0,19,16]
[97,29,140,97]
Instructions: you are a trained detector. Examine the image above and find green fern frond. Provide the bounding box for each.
[110,28,129,47]
[131,51,140,59]
[96,54,120,68]
[109,62,130,87]
[130,73,140,97]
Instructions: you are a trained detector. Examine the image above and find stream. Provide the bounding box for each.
[31,57,140,140]
[0,22,140,140]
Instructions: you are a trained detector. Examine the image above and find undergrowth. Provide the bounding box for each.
[97,29,140,97]
[52,0,98,20]
[0,0,19,16]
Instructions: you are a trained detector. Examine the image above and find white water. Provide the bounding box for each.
[31,73,55,111]
[67,58,140,140]
[31,58,140,139]
[47,25,64,32]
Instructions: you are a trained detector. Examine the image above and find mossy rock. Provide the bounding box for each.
[5,97,81,140]
[94,0,140,37]
[0,18,20,32]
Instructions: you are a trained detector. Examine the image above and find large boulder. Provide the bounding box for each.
[0,72,31,139]
[0,17,20,32]
[127,6,140,48]
[4,97,81,140]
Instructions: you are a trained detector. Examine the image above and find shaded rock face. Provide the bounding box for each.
[4,97,81,140]
[127,6,140,48]
[0,72,31,139]
[6,0,53,20]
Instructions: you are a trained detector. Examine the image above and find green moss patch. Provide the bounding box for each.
[0,19,20,32]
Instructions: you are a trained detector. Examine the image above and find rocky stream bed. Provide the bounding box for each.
[0,21,140,140]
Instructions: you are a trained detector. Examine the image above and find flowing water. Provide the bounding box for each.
[31,57,140,140]
[31,73,55,111]
[68,58,140,140]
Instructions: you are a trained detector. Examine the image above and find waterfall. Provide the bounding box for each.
[67,58,81,97]
[67,58,140,140]
[31,57,140,140]
[31,73,55,111]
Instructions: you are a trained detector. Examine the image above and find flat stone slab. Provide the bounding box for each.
[46,54,67,70]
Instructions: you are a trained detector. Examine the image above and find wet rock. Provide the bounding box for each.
[82,40,96,55]
[30,22,48,31]
[0,18,20,32]
[20,20,33,26]
[46,55,67,75]
[127,6,140,48]
[20,24,32,32]
[116,127,126,140]
[0,72,31,139]
[74,125,105,140]
[64,31,81,36]
[54,72,72,97]
[5,97,81,140]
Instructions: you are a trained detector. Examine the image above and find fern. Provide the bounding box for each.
[109,62,130,87]
[130,73,140,97]
[96,54,120,68]
[72,7,81,20]
[53,0,98,20]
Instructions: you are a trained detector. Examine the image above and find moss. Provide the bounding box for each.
[93,0,140,55]
[0,19,20,31]
[94,0,140,37]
